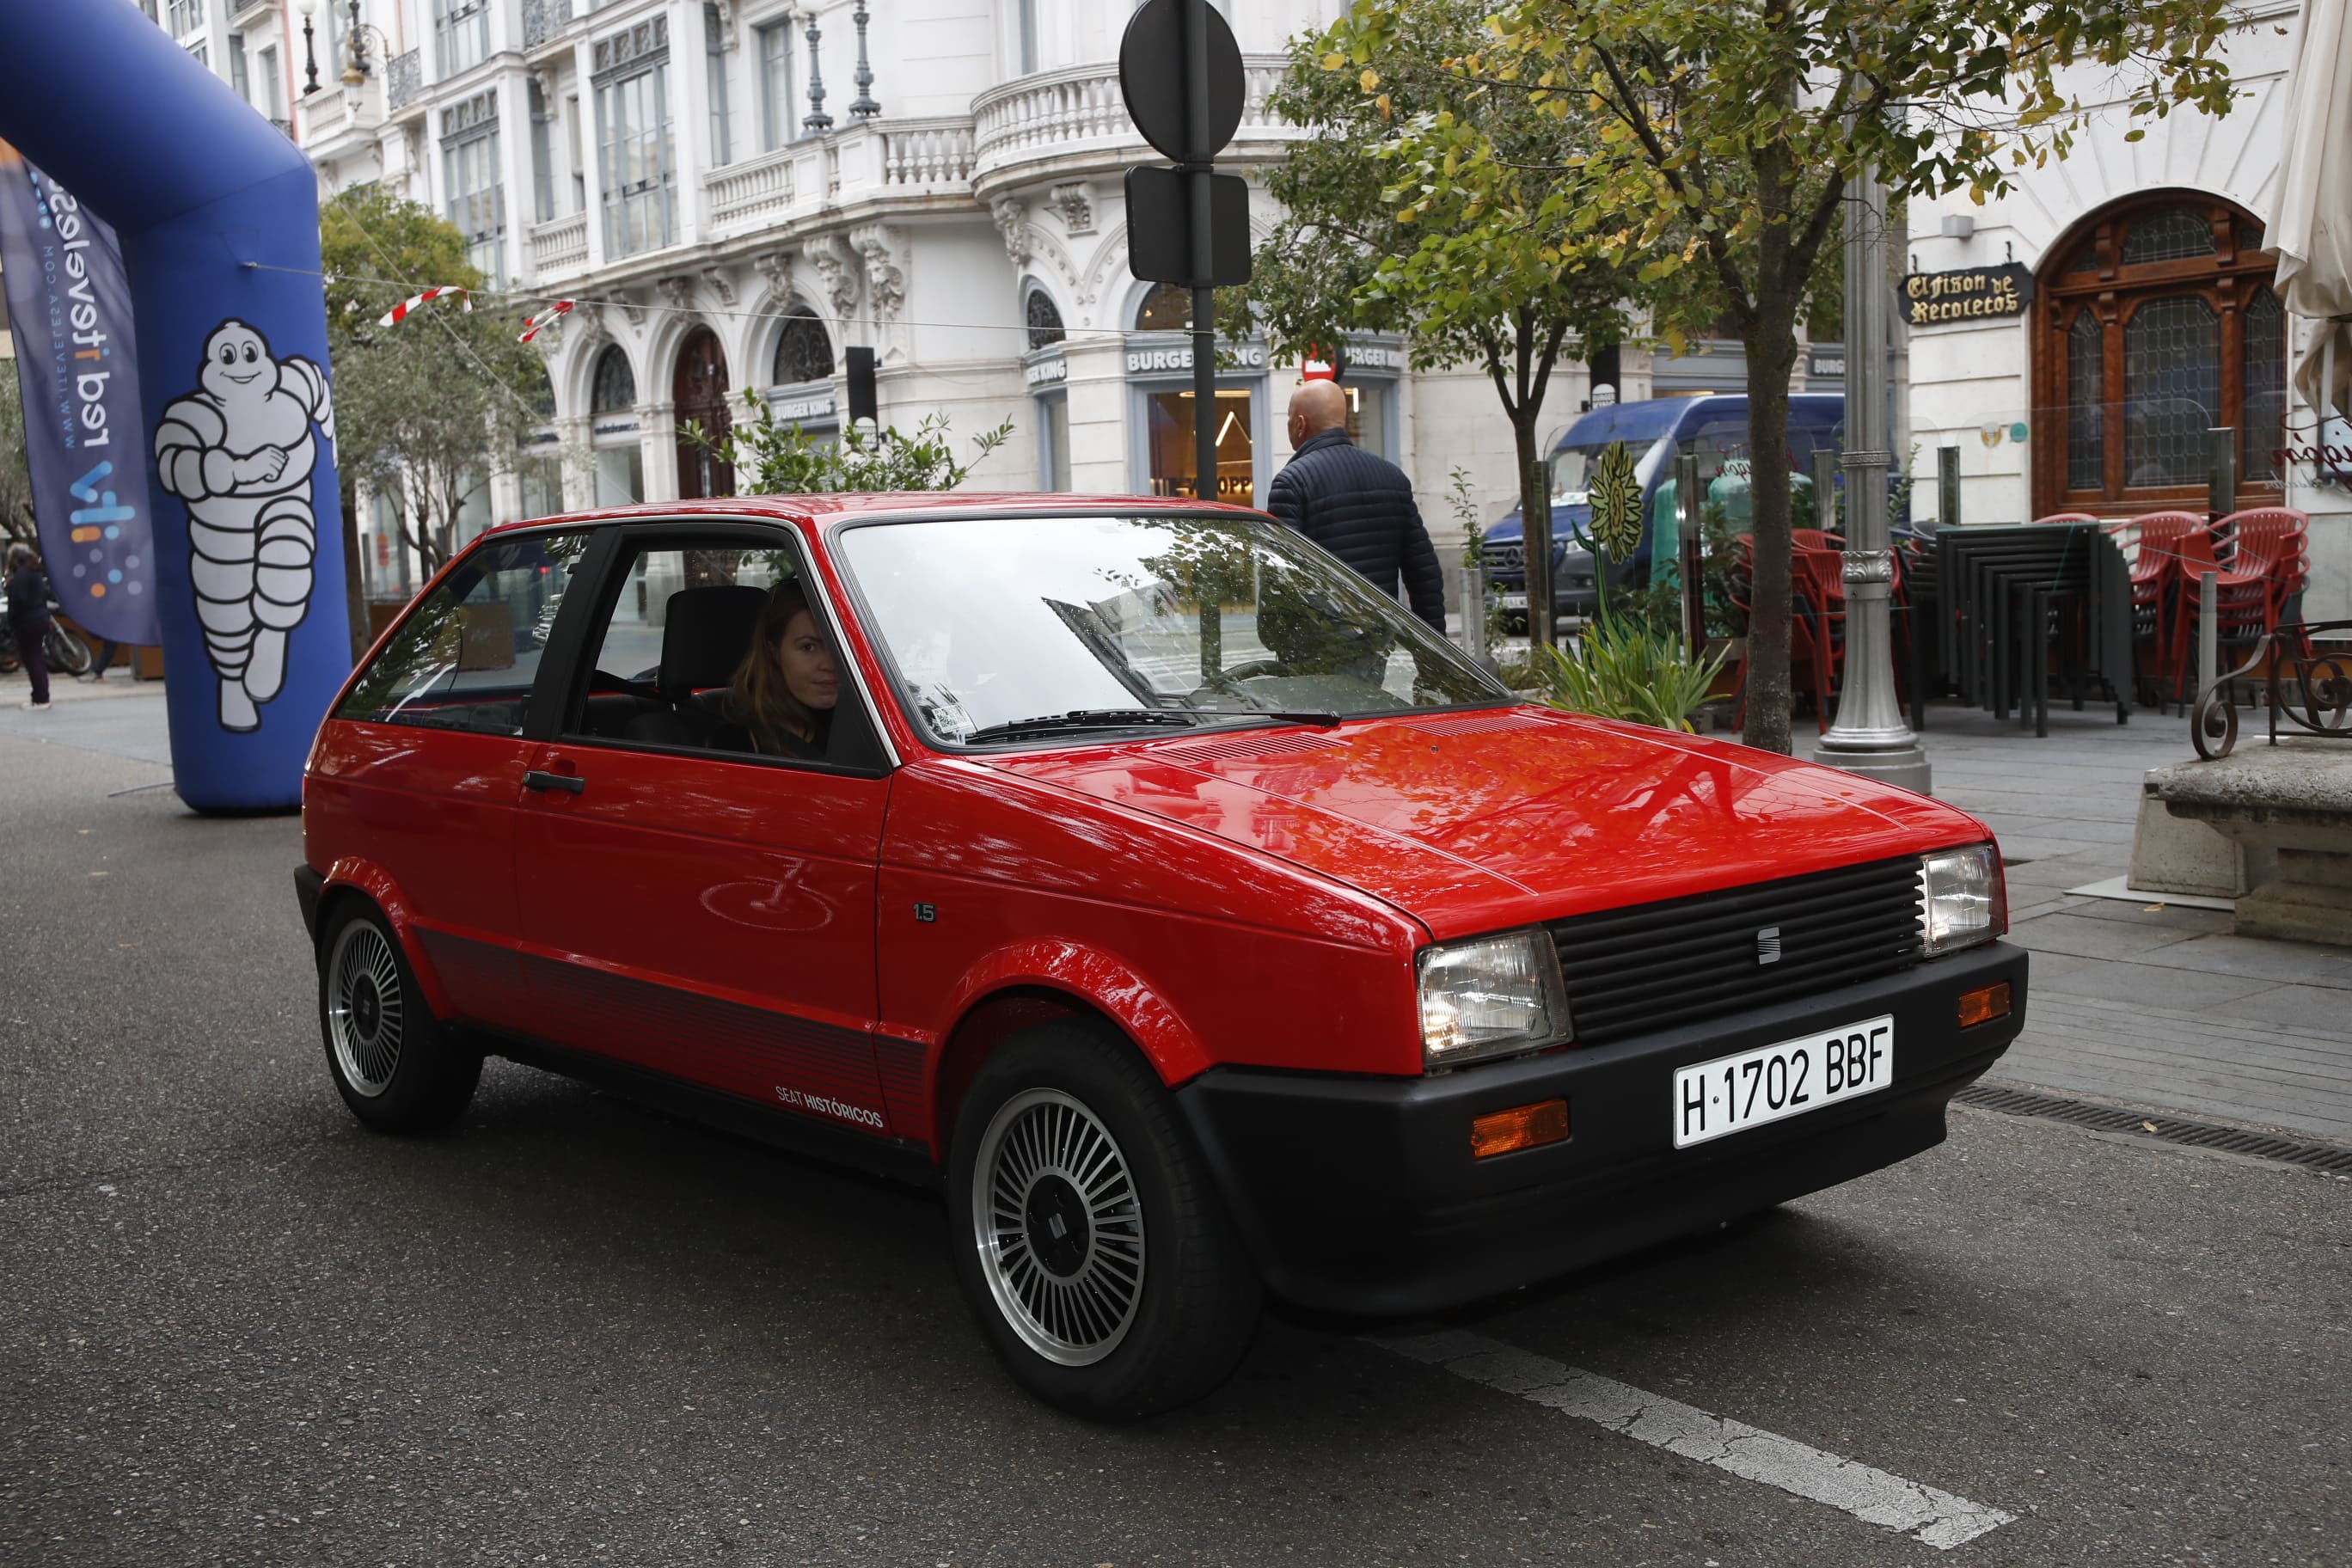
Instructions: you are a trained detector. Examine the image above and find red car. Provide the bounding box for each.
[297,495,2024,1418]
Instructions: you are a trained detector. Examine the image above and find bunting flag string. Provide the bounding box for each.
[518,298,574,344]
[377,285,471,328]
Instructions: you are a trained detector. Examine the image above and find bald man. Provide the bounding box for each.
[1265,381,1447,631]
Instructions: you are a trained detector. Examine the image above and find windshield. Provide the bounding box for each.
[1550,435,1673,505]
[837,513,1510,745]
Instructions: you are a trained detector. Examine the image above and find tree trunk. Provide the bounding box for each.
[1740,317,1802,755]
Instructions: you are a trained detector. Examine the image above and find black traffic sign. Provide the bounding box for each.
[1118,0,1245,162]
[1124,166,1251,288]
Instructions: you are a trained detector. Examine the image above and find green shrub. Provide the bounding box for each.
[1535,621,1730,733]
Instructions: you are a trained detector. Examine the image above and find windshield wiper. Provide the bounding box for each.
[961,707,1344,745]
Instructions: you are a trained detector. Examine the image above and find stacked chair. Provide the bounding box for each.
[1929,523,2134,735]
[2159,508,2312,701]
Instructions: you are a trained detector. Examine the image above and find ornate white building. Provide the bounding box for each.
[147,0,1632,604]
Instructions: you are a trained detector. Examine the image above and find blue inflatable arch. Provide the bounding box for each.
[2,0,349,811]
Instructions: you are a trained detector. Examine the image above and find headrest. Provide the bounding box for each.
[658,585,769,704]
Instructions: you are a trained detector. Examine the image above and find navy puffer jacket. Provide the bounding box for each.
[1264,428,1448,631]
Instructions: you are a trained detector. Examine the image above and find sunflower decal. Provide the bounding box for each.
[1588,438,1643,560]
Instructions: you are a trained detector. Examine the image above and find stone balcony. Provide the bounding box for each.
[701,117,976,244]
[970,55,1294,199]
[529,211,590,281]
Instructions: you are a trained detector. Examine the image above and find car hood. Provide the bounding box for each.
[983,707,1987,941]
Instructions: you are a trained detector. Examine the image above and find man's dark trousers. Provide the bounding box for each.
[1265,427,1449,632]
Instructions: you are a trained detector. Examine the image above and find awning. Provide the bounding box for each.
[2273,0,2352,418]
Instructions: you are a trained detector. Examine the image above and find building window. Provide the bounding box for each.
[529,79,556,224]
[567,95,585,213]
[230,34,250,103]
[1026,289,1065,352]
[440,93,505,285]
[595,19,677,259]
[1038,391,1070,491]
[259,45,283,119]
[434,0,491,78]
[773,305,833,384]
[1136,283,1190,332]
[2034,193,2283,516]
[593,344,638,413]
[1019,0,1039,73]
[705,3,732,167]
[757,20,793,152]
[165,0,202,39]
[591,345,644,507]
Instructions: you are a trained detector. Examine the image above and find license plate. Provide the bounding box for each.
[1499,592,1528,609]
[1672,1016,1894,1148]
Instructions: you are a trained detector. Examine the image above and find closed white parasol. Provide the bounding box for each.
[2273,0,2352,418]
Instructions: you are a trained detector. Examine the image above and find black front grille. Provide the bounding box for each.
[1548,856,1924,1045]
[1484,544,1524,573]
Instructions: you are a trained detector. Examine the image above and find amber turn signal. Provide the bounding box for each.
[1957,982,2012,1029]
[1470,1098,1571,1159]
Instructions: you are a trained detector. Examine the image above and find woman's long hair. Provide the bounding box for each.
[727,579,830,756]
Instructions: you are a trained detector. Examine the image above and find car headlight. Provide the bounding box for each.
[1418,929,1572,1071]
[1919,842,2006,956]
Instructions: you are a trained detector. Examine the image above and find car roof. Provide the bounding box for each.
[481,493,1266,537]
[1555,393,1844,451]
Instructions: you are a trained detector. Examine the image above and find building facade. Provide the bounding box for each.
[1902,4,2346,616]
[144,0,1663,606]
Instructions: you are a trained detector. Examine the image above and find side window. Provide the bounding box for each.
[567,537,861,766]
[336,532,591,733]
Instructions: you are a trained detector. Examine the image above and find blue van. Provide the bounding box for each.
[1479,393,1846,623]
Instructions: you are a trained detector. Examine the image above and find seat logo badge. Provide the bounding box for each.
[1756,926,1782,965]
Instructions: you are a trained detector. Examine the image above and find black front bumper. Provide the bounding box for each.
[1175,941,2026,1316]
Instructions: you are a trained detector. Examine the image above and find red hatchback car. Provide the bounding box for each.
[298,495,2026,1418]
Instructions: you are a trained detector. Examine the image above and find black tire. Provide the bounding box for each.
[316,903,481,1133]
[45,623,92,677]
[946,1019,1262,1420]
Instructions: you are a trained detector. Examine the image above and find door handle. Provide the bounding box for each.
[524,769,585,794]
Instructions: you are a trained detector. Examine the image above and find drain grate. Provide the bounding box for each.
[1954,1082,2352,1175]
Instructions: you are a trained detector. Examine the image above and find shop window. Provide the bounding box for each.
[2033,193,2282,516]
[772,305,833,384]
[1146,388,1252,505]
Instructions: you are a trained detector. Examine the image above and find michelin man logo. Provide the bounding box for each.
[153,321,335,732]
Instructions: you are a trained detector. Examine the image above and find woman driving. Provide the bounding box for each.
[721,580,838,758]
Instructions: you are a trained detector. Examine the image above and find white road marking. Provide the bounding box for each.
[1370,1330,2015,1551]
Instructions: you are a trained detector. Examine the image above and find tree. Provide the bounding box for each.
[321,186,559,638]
[696,396,1011,494]
[1232,2,1636,579]
[1354,0,2233,751]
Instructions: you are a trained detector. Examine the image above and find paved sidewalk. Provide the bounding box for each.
[1915,701,2352,1143]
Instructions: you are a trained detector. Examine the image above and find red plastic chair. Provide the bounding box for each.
[2216,507,2311,628]
[2108,511,2208,689]
[2031,511,2101,526]
[2167,525,2284,699]
[1728,537,1837,734]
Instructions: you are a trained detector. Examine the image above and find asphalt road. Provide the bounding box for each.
[3,731,2346,1567]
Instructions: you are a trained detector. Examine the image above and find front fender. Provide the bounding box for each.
[936,936,1212,1087]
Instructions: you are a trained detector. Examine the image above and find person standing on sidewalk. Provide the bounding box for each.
[6,542,54,711]
[1265,380,1449,633]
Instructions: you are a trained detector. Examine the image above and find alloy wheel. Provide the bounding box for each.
[971,1087,1147,1366]
[326,922,405,1098]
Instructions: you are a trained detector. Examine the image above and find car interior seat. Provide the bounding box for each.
[621,585,769,749]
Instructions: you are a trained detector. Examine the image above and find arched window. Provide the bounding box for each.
[2035,193,2282,516]
[1135,282,1189,332]
[591,345,636,414]
[529,365,558,423]
[1026,287,1065,352]
[772,304,833,384]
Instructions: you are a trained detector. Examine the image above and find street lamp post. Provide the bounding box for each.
[297,0,321,95]
[1811,162,1932,793]
[340,0,370,87]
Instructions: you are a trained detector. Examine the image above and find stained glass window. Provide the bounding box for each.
[2120,208,2216,266]
[2122,296,2218,487]
[2243,286,2286,486]
[1136,283,1190,332]
[592,346,637,414]
[2066,309,2104,492]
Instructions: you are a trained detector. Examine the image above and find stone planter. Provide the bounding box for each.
[2147,741,2352,945]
